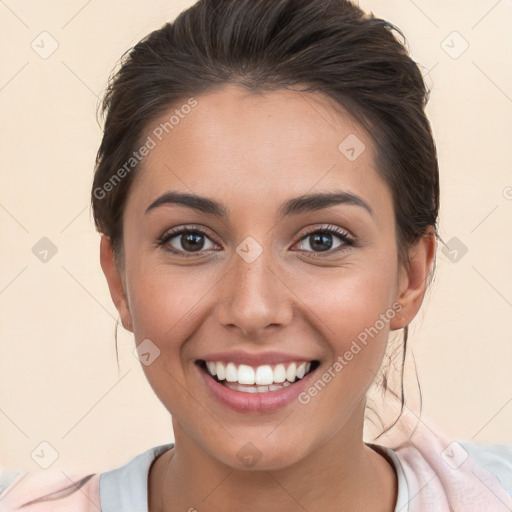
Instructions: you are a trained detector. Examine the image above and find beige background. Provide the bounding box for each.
[0,0,511,473]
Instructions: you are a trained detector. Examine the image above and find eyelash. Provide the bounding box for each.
[157,224,356,259]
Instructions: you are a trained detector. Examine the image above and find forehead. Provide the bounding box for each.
[127,84,391,218]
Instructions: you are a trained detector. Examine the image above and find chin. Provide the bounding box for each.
[207,434,312,472]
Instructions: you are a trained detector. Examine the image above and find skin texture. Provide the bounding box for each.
[100,84,436,511]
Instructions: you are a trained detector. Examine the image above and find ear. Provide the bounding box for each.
[100,235,133,333]
[390,227,437,331]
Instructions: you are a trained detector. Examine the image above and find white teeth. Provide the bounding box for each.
[238,364,255,385]
[204,360,315,388]
[206,361,217,376]
[286,363,297,382]
[225,383,259,393]
[224,381,293,393]
[225,362,238,382]
[273,364,286,383]
[255,365,274,385]
[216,362,226,380]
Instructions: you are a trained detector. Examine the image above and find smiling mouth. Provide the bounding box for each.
[197,359,320,393]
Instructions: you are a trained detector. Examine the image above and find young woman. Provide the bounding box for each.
[2,0,511,510]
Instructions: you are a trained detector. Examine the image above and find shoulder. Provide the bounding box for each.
[458,440,512,497]
[383,413,512,509]
[0,443,174,512]
[0,469,100,511]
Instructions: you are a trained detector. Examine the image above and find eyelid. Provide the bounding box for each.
[297,224,353,241]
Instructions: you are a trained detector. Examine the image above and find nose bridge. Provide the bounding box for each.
[216,237,292,336]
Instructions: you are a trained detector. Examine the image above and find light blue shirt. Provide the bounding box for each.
[97,441,512,511]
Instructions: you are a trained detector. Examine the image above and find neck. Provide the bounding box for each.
[149,404,397,512]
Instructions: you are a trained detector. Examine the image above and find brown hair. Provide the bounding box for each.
[91,0,440,438]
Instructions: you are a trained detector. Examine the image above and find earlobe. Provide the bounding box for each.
[99,235,134,333]
[390,227,437,331]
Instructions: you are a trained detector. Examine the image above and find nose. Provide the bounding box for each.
[215,245,294,339]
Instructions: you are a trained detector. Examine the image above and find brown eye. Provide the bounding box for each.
[294,225,355,256]
[158,227,219,255]
[301,232,336,252]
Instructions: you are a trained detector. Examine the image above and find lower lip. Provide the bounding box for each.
[198,363,318,413]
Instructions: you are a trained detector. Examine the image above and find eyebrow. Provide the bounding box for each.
[145,190,373,218]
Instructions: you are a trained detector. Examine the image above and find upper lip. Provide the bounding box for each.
[197,350,318,367]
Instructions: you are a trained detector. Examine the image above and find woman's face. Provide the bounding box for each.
[102,84,431,470]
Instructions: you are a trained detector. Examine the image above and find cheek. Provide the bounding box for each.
[298,266,397,388]
[125,269,206,406]
[127,263,207,340]
[301,265,397,338]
